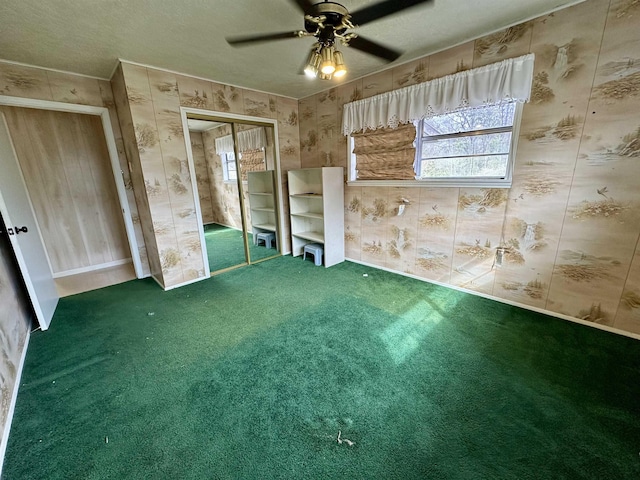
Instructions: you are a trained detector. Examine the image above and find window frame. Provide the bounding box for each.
[347,101,524,188]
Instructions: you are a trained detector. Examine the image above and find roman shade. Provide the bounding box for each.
[238,149,266,180]
[351,124,417,180]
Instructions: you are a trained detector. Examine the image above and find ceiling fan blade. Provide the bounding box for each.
[347,36,402,62]
[227,31,303,46]
[290,0,316,15]
[349,0,434,26]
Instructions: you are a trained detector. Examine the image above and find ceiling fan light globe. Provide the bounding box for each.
[304,49,322,77]
[320,64,336,75]
[304,66,318,78]
[333,50,347,77]
[320,45,336,75]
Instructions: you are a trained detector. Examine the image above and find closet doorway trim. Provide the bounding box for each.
[179,107,287,268]
[0,95,144,279]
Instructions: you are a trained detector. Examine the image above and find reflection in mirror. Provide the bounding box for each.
[186,115,281,275]
[235,123,280,263]
[189,119,247,273]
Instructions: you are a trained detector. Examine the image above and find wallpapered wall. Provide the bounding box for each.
[114,62,300,288]
[190,131,217,225]
[298,0,640,336]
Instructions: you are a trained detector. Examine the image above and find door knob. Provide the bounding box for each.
[14,226,28,234]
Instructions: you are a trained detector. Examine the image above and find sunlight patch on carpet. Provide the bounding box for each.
[379,300,444,365]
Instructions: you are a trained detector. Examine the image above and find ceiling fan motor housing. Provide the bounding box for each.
[305,1,350,41]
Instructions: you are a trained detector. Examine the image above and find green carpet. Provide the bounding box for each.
[204,223,277,272]
[4,256,640,479]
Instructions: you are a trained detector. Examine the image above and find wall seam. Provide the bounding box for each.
[543,0,613,311]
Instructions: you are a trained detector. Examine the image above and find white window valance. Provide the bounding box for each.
[214,127,267,154]
[342,53,535,136]
[214,134,235,155]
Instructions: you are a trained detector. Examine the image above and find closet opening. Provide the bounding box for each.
[0,97,142,304]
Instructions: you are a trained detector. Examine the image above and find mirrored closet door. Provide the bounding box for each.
[185,115,281,275]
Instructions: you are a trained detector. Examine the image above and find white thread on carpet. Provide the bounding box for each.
[337,430,355,447]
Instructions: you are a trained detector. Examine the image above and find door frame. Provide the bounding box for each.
[179,107,287,273]
[0,95,144,279]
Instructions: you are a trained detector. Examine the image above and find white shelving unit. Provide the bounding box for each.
[247,170,277,246]
[288,167,344,267]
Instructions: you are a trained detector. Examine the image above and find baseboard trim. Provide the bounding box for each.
[346,258,640,341]
[0,328,30,475]
[162,274,208,291]
[53,258,132,278]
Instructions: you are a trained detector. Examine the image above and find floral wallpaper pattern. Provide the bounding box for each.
[298,0,640,337]
[190,131,216,225]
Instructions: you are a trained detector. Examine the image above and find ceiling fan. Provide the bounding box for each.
[226,0,434,80]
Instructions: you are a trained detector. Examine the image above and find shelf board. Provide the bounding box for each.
[251,207,275,213]
[291,211,323,220]
[290,193,323,199]
[292,230,324,243]
[250,192,273,196]
[253,223,276,231]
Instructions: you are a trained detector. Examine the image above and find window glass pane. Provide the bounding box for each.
[422,131,512,159]
[223,153,237,181]
[227,158,236,179]
[422,102,516,136]
[420,155,509,178]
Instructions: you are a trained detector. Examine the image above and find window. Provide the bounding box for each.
[348,101,521,187]
[414,101,520,184]
[342,54,534,187]
[222,152,237,182]
[216,128,268,183]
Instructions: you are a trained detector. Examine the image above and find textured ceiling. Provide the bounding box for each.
[0,0,584,99]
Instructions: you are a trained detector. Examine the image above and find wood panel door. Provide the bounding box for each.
[0,114,58,330]
[1,107,131,276]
